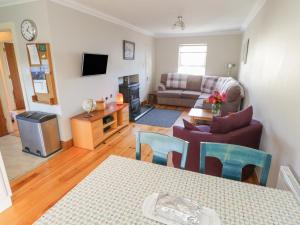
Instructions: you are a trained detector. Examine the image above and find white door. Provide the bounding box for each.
[0,152,12,212]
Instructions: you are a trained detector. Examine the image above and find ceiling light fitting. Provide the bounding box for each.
[173,16,185,30]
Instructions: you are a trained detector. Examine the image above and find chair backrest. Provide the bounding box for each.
[136,131,189,169]
[200,142,272,186]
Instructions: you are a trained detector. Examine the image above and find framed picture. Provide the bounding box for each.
[123,40,135,60]
[242,39,250,64]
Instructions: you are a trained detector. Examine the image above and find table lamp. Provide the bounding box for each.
[116,93,124,105]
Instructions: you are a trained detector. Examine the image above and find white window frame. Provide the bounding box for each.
[178,44,207,75]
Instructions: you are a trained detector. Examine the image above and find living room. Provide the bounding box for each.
[0,0,299,224]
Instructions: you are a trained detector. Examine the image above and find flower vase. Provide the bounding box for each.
[212,103,221,116]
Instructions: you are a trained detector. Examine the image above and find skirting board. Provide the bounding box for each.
[61,139,73,150]
[0,196,12,213]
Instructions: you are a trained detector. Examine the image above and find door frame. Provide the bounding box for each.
[0,23,28,133]
[0,22,28,110]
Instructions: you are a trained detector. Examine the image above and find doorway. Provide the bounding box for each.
[0,30,50,182]
[0,31,26,137]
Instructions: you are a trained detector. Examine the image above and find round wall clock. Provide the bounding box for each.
[21,19,37,41]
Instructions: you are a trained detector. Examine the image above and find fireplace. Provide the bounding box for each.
[119,75,153,121]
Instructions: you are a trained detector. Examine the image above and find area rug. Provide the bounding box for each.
[136,108,182,128]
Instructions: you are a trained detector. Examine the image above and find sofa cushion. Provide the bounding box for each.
[201,76,219,94]
[157,90,183,98]
[198,93,211,100]
[181,91,202,99]
[210,106,253,134]
[166,73,188,89]
[183,119,211,132]
[186,75,202,91]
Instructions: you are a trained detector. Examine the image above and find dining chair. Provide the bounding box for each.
[200,142,272,186]
[136,131,189,169]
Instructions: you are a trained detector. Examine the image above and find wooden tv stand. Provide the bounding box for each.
[71,103,129,150]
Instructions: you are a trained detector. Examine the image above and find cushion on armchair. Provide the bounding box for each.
[210,106,253,134]
[183,119,211,133]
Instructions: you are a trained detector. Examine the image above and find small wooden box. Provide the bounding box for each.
[96,101,106,111]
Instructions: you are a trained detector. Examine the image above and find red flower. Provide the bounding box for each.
[208,91,226,104]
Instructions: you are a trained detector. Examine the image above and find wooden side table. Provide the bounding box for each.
[188,108,213,124]
[148,91,157,105]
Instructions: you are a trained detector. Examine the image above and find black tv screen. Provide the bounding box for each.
[82,53,108,76]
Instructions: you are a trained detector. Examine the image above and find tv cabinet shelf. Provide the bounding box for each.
[103,120,117,129]
[71,103,129,150]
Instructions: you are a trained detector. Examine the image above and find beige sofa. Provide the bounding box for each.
[157,74,243,114]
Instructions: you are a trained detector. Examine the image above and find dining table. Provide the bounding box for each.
[35,156,300,225]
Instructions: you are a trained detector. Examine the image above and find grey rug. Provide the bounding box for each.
[136,108,182,128]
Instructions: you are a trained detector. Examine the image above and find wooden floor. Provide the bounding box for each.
[0,105,257,225]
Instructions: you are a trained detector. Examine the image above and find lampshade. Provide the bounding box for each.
[116,93,124,105]
[226,63,236,69]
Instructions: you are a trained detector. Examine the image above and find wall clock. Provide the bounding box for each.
[21,19,37,41]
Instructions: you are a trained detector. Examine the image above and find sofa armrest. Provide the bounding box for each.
[226,86,241,102]
[158,83,166,91]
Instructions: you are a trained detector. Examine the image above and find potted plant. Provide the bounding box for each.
[208,91,226,116]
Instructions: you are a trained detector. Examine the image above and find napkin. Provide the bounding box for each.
[142,193,221,225]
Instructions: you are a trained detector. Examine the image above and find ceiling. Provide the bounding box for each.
[0,0,264,37]
[72,0,262,36]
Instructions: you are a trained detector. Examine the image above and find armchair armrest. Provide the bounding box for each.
[173,126,227,172]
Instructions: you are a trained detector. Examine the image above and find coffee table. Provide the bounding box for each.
[188,108,213,124]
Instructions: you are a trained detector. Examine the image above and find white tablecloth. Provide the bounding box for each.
[35,156,300,225]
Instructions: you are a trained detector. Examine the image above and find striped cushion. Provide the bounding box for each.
[166,73,187,89]
[200,76,219,94]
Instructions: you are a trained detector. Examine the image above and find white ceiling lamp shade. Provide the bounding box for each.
[172,16,185,30]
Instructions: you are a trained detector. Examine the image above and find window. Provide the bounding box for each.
[178,44,207,75]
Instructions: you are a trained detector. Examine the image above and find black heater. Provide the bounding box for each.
[119,75,153,121]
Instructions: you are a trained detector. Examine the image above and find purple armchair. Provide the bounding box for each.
[172,120,263,180]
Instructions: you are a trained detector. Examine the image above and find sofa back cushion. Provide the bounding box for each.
[210,106,253,134]
[186,75,202,91]
[161,74,202,91]
[166,73,188,89]
[200,76,219,94]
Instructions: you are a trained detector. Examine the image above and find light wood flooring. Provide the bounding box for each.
[0,105,257,225]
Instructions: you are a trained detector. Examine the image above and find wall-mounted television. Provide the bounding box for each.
[82,53,108,76]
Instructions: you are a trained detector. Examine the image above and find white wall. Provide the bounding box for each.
[154,34,242,86]
[0,0,60,115]
[46,1,155,141]
[0,0,155,141]
[239,0,300,186]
